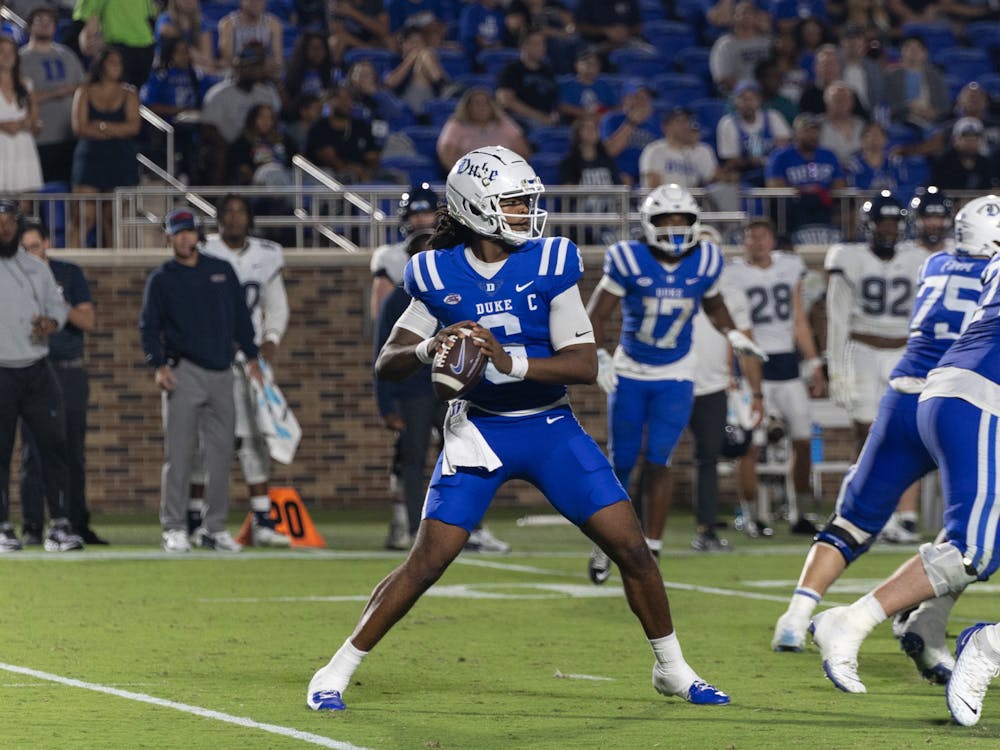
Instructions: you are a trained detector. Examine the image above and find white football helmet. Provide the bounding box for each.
[445,145,547,246]
[954,194,1000,257]
[640,184,702,257]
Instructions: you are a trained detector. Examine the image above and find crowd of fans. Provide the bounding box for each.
[3,0,1000,242]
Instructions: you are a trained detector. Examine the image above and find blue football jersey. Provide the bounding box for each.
[603,240,724,366]
[936,252,1000,383]
[892,251,988,380]
[403,236,584,413]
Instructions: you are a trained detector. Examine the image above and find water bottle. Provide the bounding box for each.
[811,423,824,464]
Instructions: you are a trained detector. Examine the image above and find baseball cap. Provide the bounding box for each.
[793,112,822,130]
[732,79,761,97]
[953,117,984,138]
[164,209,198,235]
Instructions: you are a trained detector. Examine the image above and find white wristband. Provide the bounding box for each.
[415,337,436,364]
[804,357,823,371]
[507,355,529,380]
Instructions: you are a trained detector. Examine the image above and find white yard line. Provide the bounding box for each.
[0,662,372,750]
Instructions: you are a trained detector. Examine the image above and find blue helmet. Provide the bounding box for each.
[909,186,953,247]
[861,190,906,257]
[398,183,440,237]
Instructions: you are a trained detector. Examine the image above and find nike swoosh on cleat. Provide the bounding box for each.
[546,416,564,424]
[515,281,534,292]
[959,696,979,715]
[575,330,592,337]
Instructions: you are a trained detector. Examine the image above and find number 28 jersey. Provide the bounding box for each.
[824,242,927,338]
[723,251,804,354]
[600,240,724,378]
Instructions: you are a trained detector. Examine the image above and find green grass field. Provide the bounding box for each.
[3,508,998,749]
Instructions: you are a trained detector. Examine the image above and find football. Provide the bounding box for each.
[431,329,488,400]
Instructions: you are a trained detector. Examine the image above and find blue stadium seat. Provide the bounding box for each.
[599,74,637,101]
[424,97,460,127]
[885,123,919,150]
[281,25,300,56]
[932,47,993,83]
[609,48,671,79]
[530,125,573,157]
[201,2,233,25]
[689,97,727,134]
[978,72,1000,98]
[650,73,707,103]
[400,125,442,159]
[639,0,666,23]
[267,0,294,22]
[966,21,1000,55]
[438,48,472,80]
[381,154,442,185]
[455,73,496,92]
[477,48,520,77]
[899,155,930,193]
[900,22,956,51]
[530,152,563,185]
[943,74,966,103]
[643,20,697,63]
[344,48,398,77]
[675,46,712,82]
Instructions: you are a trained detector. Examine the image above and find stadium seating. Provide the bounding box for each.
[477,48,520,77]
[650,72,708,104]
[932,47,993,82]
[529,152,564,186]
[978,72,1000,98]
[966,21,1000,57]
[400,125,442,159]
[344,48,398,77]
[530,125,573,157]
[689,97,727,135]
[643,20,698,63]
[609,48,671,79]
[438,48,472,80]
[424,97,460,127]
[381,153,441,185]
[674,46,712,86]
[639,0,667,23]
[900,22,956,51]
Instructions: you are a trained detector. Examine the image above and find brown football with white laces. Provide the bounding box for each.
[431,329,488,400]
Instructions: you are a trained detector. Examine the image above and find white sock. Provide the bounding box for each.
[188,499,205,514]
[316,640,369,694]
[788,587,821,619]
[645,537,662,553]
[250,495,271,514]
[392,502,408,525]
[649,632,698,691]
[898,510,917,524]
[846,592,887,635]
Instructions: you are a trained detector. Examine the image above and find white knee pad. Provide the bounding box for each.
[237,435,270,485]
[919,542,978,597]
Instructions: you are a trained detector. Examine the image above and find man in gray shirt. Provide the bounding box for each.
[0,200,83,552]
[19,6,85,183]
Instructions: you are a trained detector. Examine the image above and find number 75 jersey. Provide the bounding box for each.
[601,239,724,366]
[824,241,928,338]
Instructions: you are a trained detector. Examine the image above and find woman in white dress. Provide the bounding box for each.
[0,35,43,194]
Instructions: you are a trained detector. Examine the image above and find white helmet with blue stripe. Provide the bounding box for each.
[640,184,702,257]
[955,194,1000,257]
[446,145,547,246]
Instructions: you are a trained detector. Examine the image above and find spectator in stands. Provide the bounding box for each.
[496,28,560,130]
[383,25,448,117]
[766,112,846,231]
[282,31,334,112]
[798,44,846,116]
[846,0,892,36]
[200,43,282,184]
[458,0,507,61]
[599,81,659,186]
[436,86,530,170]
[709,0,772,96]
[885,0,942,27]
[574,0,643,58]
[793,16,835,74]
[70,47,140,247]
[772,0,828,35]
[639,106,720,190]
[755,57,797,126]
[330,0,391,66]
[140,37,205,182]
[74,0,156,88]
[217,0,284,78]
[347,59,401,150]
[929,117,996,192]
[558,114,622,244]
[286,92,322,153]
[819,81,866,168]
[705,0,772,32]
[0,35,43,195]
[893,82,1000,161]
[293,0,331,33]
[557,47,616,123]
[506,0,577,75]
[19,6,85,184]
[885,34,948,133]
[306,81,380,183]
[769,28,808,107]
[716,79,791,188]
[386,0,447,46]
[838,22,885,117]
[845,121,909,193]
[227,103,295,186]
[154,0,216,73]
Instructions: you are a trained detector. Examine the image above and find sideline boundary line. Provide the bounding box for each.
[0,662,372,750]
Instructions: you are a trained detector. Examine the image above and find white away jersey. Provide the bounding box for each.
[723,251,805,354]
[824,241,927,338]
[202,234,285,342]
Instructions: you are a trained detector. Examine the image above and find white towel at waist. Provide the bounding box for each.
[441,400,503,476]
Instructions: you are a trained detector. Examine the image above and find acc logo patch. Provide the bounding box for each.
[444,293,462,305]
[637,277,653,287]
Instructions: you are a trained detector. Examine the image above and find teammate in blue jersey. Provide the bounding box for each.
[772,217,988,667]
[586,184,767,584]
[306,146,730,712]
[806,195,1000,704]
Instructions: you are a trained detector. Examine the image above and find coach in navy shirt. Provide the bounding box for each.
[140,209,261,553]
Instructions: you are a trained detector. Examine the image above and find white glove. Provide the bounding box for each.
[828,372,847,407]
[596,348,618,394]
[727,330,769,362]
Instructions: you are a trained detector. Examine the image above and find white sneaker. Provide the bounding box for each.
[252,520,291,548]
[162,529,191,553]
[892,598,955,684]
[384,520,412,550]
[809,607,868,693]
[191,527,242,552]
[879,514,920,544]
[464,526,510,553]
[947,623,1000,727]
[772,610,809,652]
[588,545,612,585]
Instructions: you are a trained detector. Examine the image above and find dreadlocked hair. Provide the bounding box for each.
[430,207,477,249]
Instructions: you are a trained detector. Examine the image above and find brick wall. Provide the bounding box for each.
[20,249,855,516]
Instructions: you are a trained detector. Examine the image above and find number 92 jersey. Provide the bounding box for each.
[404,236,585,414]
[892,251,988,380]
[601,239,724,367]
[824,241,927,338]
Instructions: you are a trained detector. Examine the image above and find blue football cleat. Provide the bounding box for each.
[308,689,346,711]
[685,680,731,705]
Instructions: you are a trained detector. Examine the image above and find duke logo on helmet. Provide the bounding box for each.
[955,194,1000,257]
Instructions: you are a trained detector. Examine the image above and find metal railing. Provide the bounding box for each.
[139,106,176,180]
